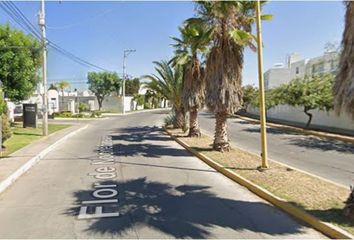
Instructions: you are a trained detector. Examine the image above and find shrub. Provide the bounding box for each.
[54,111,73,118]
[0,97,7,114]
[2,114,12,145]
[164,113,176,127]
[144,103,151,109]
[78,102,89,112]
[90,111,102,118]
[73,113,85,118]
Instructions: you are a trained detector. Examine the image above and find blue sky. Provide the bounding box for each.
[0,1,345,90]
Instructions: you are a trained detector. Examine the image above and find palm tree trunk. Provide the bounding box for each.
[344,187,354,221]
[188,109,201,137]
[213,112,230,152]
[334,2,354,119]
[174,107,184,129]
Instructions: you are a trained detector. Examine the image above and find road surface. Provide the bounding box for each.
[0,110,323,238]
[199,111,354,187]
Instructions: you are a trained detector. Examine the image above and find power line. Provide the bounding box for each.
[47,9,112,30]
[0,2,40,38]
[0,1,111,72]
[47,41,110,71]
[3,1,41,38]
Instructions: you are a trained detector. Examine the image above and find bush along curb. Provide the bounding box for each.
[164,128,354,239]
[235,114,354,144]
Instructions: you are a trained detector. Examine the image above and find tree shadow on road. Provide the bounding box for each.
[242,127,354,154]
[289,137,354,154]
[65,178,309,238]
[242,127,300,136]
[109,126,191,158]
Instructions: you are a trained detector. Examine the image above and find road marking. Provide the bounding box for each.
[78,135,120,220]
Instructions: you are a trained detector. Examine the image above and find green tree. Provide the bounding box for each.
[278,74,334,128]
[242,85,258,111]
[250,88,283,115]
[170,18,211,137]
[56,80,70,111]
[192,1,272,151]
[0,24,42,101]
[87,71,120,110]
[132,94,145,110]
[125,78,140,96]
[112,77,122,96]
[143,61,184,128]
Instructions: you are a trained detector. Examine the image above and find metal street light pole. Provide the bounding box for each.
[122,49,136,115]
[255,0,269,169]
[39,0,48,136]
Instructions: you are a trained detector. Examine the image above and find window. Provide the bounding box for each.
[295,67,299,74]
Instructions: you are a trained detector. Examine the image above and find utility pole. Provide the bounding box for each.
[255,0,269,169]
[122,49,135,115]
[39,0,48,136]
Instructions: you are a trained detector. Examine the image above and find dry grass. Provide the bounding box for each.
[168,128,354,234]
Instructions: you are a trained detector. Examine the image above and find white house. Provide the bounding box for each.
[249,49,353,132]
[47,89,59,115]
[264,51,340,90]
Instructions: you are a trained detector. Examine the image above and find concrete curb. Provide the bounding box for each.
[102,108,171,116]
[235,114,354,144]
[165,128,354,239]
[0,124,89,195]
[199,129,349,190]
[52,117,108,121]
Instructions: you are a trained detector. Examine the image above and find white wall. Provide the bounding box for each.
[248,105,354,132]
[124,96,134,112]
[47,89,59,115]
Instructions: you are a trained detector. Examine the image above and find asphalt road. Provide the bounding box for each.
[199,111,354,187]
[0,110,323,238]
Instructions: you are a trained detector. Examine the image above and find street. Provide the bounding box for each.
[0,110,323,238]
[199,111,354,187]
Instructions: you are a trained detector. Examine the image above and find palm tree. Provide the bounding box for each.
[334,3,354,217]
[143,61,184,128]
[170,20,211,137]
[191,1,270,152]
[333,1,354,119]
[56,80,70,112]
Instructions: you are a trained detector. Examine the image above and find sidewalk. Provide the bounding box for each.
[0,124,87,194]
